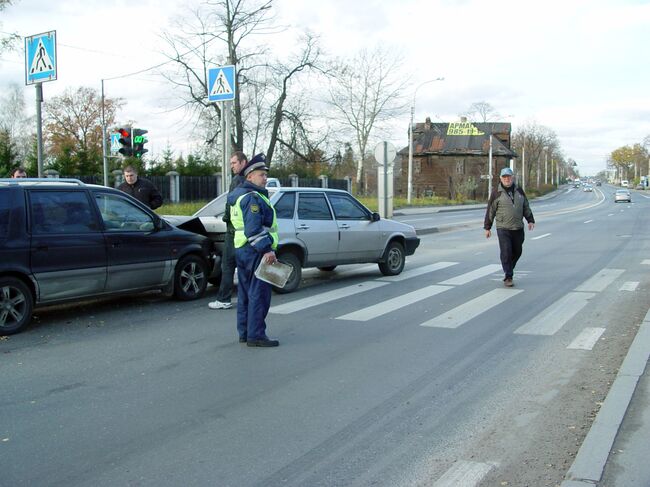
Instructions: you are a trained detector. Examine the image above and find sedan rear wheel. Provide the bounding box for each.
[0,277,33,335]
[274,251,302,294]
[378,241,405,276]
[174,255,209,300]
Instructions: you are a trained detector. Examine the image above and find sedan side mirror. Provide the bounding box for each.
[371,212,380,222]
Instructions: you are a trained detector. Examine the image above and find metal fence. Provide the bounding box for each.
[58,173,351,202]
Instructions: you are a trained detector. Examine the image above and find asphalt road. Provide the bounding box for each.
[2,184,649,487]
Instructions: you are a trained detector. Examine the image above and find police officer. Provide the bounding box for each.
[229,153,280,347]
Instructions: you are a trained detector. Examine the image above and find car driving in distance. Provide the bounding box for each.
[0,179,215,335]
[164,187,420,293]
[614,189,631,203]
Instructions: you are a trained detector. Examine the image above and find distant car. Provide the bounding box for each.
[164,187,420,293]
[595,180,602,186]
[0,178,215,335]
[615,189,631,203]
[573,182,581,188]
[583,185,593,192]
[266,177,281,188]
[621,180,629,188]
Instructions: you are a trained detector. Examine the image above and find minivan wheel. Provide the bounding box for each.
[0,277,34,335]
[174,255,209,300]
[378,241,405,276]
[274,252,302,294]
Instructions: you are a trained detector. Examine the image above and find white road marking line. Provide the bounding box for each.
[532,233,551,240]
[376,261,458,282]
[574,268,625,293]
[336,285,452,321]
[420,288,523,329]
[584,219,594,223]
[514,292,596,335]
[608,213,614,216]
[269,281,388,314]
[620,281,639,292]
[433,460,498,487]
[642,259,650,265]
[438,264,502,286]
[567,327,606,350]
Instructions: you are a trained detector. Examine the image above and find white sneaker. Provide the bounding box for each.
[208,300,232,310]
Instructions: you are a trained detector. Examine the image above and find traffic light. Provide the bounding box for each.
[117,128,133,157]
[133,129,148,158]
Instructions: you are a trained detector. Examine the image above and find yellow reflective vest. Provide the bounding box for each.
[231,191,278,250]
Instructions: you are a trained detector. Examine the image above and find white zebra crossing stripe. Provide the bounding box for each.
[568,327,606,350]
[531,233,551,240]
[420,288,523,329]
[336,285,452,321]
[514,292,596,335]
[269,281,388,314]
[438,264,502,286]
[574,268,625,293]
[377,261,458,282]
[432,460,498,487]
[619,281,639,291]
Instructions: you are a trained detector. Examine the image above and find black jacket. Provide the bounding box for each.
[118,177,163,210]
[222,174,245,230]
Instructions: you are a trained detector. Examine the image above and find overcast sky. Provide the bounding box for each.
[2,0,649,176]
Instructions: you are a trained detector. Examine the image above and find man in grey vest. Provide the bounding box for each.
[484,167,535,287]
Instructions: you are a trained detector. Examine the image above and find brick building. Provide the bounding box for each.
[396,118,516,200]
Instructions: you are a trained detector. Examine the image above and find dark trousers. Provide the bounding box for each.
[235,245,272,341]
[496,228,525,279]
[215,231,236,302]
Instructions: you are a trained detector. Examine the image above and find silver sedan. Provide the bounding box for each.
[165,188,420,293]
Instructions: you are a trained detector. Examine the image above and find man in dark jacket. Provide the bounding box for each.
[484,167,535,287]
[118,165,163,210]
[208,151,248,310]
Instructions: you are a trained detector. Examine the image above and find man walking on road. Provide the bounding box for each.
[484,167,535,287]
[208,151,248,310]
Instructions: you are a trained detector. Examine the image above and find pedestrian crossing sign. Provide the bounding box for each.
[208,65,236,102]
[25,30,57,85]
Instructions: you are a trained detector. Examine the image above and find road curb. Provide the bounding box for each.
[561,312,650,486]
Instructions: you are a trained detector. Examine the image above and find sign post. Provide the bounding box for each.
[25,30,57,177]
[208,65,236,194]
[374,141,396,219]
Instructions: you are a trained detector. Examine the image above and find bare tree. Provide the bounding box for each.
[160,1,325,164]
[327,47,407,191]
[0,0,20,53]
[462,101,500,122]
[512,121,558,188]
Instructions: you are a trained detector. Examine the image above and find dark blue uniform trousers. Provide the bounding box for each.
[235,245,272,341]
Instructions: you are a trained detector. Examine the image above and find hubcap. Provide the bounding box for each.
[0,285,26,326]
[180,262,205,294]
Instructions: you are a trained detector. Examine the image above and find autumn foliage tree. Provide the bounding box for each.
[44,86,123,175]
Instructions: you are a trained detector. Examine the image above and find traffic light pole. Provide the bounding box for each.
[35,83,44,177]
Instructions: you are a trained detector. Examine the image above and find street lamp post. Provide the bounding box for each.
[408,77,444,204]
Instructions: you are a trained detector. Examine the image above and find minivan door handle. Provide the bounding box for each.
[297,224,310,230]
[35,245,48,251]
[338,224,350,230]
